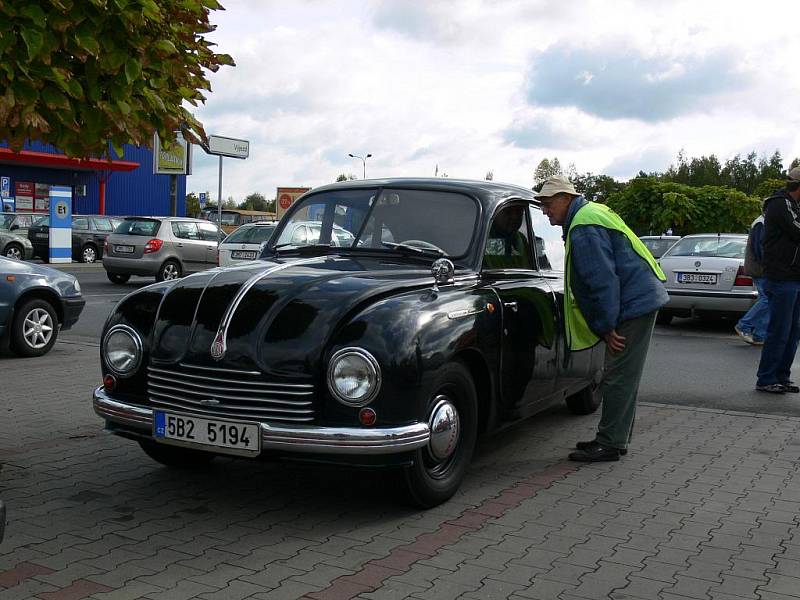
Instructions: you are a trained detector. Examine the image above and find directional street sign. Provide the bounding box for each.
[207,135,250,159]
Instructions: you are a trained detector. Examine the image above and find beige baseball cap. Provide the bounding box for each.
[534,174,579,199]
[787,166,800,182]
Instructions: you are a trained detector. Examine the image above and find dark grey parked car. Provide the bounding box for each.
[0,257,85,356]
[28,215,122,263]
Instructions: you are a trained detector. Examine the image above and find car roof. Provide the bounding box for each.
[679,233,747,239]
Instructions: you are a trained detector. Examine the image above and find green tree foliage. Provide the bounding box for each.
[222,196,237,209]
[571,172,623,203]
[662,150,785,196]
[533,157,562,191]
[335,173,356,182]
[607,178,760,236]
[0,0,234,158]
[185,192,200,217]
[753,178,786,200]
[240,192,268,211]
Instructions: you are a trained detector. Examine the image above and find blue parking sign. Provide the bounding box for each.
[0,177,9,199]
[199,192,207,207]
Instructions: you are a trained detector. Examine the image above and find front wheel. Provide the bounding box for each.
[566,382,601,415]
[138,440,215,467]
[3,243,24,260]
[402,362,478,508]
[11,299,59,357]
[156,259,181,282]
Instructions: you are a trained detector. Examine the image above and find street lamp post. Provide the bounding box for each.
[348,152,372,179]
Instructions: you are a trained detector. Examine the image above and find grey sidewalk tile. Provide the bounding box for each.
[613,575,673,599]
[758,573,800,596]
[0,579,59,600]
[132,563,205,589]
[357,580,428,600]
[33,563,105,588]
[509,547,566,571]
[711,573,766,598]
[196,579,265,600]
[143,580,220,600]
[89,582,166,600]
[321,548,385,571]
[514,576,576,599]
[484,563,540,586]
[187,564,257,589]
[85,565,158,589]
[440,564,501,588]
[538,561,594,585]
[666,574,718,599]
[409,578,477,600]
[289,563,354,588]
[463,577,527,600]
[252,581,324,600]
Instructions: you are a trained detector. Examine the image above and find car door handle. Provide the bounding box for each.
[504,301,518,312]
[176,243,183,247]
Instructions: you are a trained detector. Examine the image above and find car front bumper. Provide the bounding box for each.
[93,386,431,455]
[61,296,85,330]
[663,289,758,313]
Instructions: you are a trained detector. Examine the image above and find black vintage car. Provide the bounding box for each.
[93,179,604,507]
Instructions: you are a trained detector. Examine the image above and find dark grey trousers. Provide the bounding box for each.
[594,310,658,449]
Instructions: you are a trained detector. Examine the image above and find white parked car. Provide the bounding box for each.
[218,221,278,267]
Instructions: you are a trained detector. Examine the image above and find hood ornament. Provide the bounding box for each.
[431,258,454,292]
[211,331,225,361]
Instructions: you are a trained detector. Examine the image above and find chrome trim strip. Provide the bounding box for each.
[94,387,430,454]
[148,396,314,422]
[147,374,313,400]
[177,363,262,376]
[149,366,314,390]
[211,258,320,360]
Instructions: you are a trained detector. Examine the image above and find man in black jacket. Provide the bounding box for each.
[756,167,800,393]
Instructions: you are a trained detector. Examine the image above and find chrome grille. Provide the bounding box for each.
[147,363,315,423]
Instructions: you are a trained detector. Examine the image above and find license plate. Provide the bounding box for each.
[153,411,261,456]
[114,245,134,253]
[677,272,718,284]
[231,250,257,260]
[35,233,48,239]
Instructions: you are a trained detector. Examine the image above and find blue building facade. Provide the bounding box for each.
[0,141,187,217]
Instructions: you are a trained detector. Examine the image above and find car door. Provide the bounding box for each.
[170,221,205,272]
[90,217,114,258]
[71,217,90,257]
[482,202,560,416]
[197,222,223,267]
[528,205,601,390]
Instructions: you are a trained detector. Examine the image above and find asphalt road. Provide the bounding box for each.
[51,263,800,417]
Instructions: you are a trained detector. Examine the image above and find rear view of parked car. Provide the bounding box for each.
[657,233,757,324]
[103,217,222,283]
[27,215,120,263]
[0,256,85,356]
[218,221,277,267]
[0,229,34,260]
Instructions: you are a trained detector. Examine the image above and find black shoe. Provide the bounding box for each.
[569,441,621,462]
[780,381,800,393]
[756,384,786,394]
[575,440,627,455]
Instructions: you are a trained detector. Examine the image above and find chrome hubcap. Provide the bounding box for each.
[6,247,21,259]
[164,264,179,279]
[83,247,96,262]
[428,396,460,461]
[23,308,54,349]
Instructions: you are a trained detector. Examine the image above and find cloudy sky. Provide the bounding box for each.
[187,0,799,202]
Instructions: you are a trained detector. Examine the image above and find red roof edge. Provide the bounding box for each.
[0,148,140,172]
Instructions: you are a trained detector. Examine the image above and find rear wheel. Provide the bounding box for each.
[138,440,215,467]
[80,244,98,263]
[566,382,602,415]
[156,259,181,282]
[11,298,59,357]
[402,362,478,508]
[106,272,131,284]
[3,243,23,260]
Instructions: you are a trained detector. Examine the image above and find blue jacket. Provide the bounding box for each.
[563,197,669,336]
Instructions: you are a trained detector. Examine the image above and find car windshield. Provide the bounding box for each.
[115,218,161,236]
[641,238,678,258]
[271,188,478,257]
[0,214,15,230]
[224,224,277,244]
[663,237,746,259]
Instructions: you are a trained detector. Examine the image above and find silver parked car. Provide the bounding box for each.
[639,235,681,259]
[657,233,757,324]
[218,221,278,267]
[0,229,34,260]
[103,217,223,284]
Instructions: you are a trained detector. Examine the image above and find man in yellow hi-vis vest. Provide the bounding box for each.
[535,175,669,462]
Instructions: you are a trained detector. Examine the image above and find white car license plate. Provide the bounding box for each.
[677,272,718,284]
[35,233,48,239]
[114,245,134,253]
[231,250,257,260]
[153,411,261,456]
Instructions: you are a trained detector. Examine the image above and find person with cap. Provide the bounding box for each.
[755,167,800,394]
[535,175,669,461]
[735,209,768,346]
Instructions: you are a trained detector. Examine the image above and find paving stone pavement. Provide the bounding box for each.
[1,342,800,599]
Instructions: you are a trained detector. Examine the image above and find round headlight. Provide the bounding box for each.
[103,325,142,377]
[327,348,381,407]
[73,280,81,294]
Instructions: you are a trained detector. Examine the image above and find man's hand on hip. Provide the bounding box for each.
[604,330,626,354]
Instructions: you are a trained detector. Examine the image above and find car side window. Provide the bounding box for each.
[197,222,220,241]
[72,217,89,230]
[172,222,199,240]
[483,205,533,270]
[529,205,565,272]
[93,218,113,232]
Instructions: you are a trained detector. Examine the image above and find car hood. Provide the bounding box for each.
[0,256,69,278]
[148,255,448,375]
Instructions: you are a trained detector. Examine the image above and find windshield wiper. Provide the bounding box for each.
[381,241,446,258]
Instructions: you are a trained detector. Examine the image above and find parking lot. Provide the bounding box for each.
[2,265,800,600]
